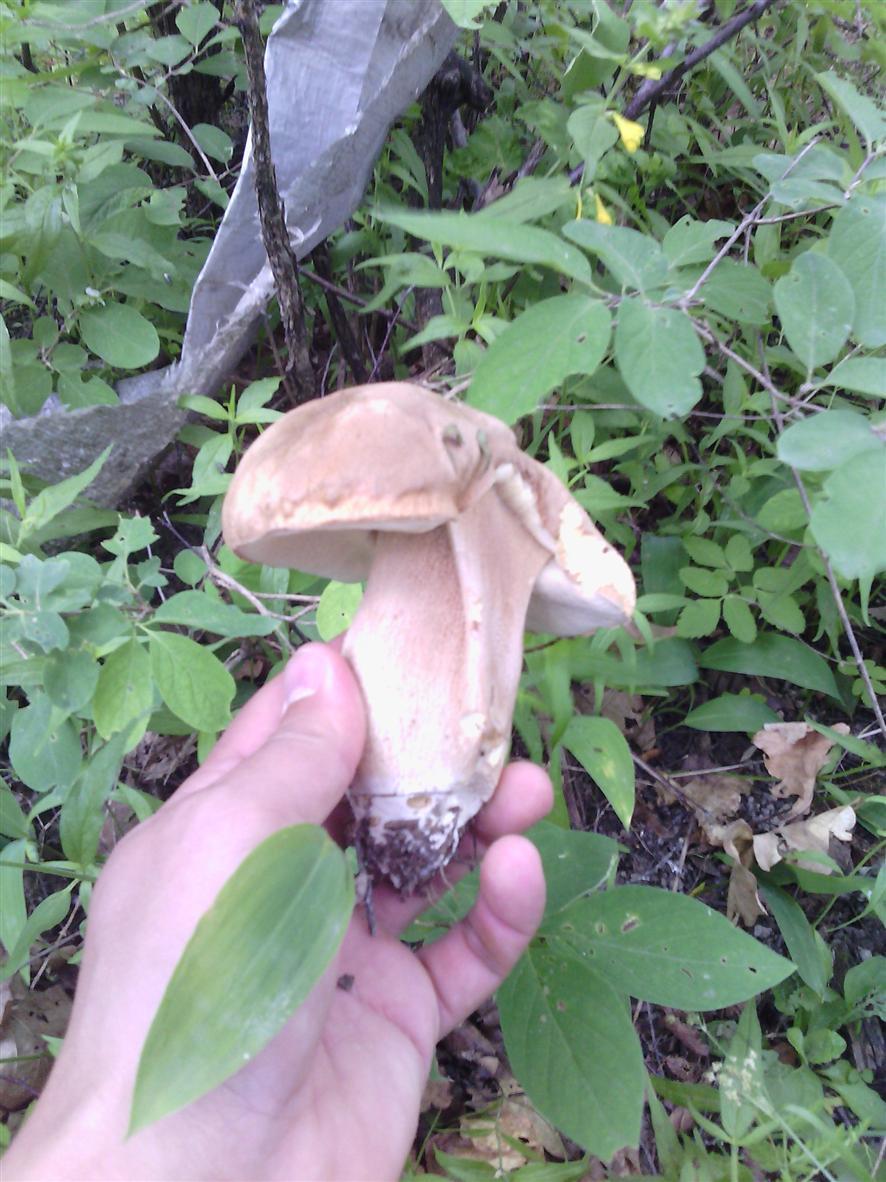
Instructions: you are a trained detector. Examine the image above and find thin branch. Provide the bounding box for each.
[234,0,315,402]
[624,0,777,120]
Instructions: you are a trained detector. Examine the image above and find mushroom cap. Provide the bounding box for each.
[222,381,635,633]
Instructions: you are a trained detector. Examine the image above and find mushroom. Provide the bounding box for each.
[222,382,635,893]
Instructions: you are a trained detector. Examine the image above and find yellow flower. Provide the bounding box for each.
[611,112,645,154]
[594,193,613,225]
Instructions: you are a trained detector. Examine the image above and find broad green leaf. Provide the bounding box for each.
[685,693,778,732]
[615,299,703,416]
[153,591,280,637]
[698,634,840,698]
[550,885,793,1007]
[530,821,620,915]
[722,595,757,644]
[474,176,573,224]
[662,216,734,268]
[700,259,772,326]
[566,104,618,176]
[0,841,27,981]
[60,737,125,868]
[43,649,100,712]
[375,208,592,285]
[192,123,233,163]
[498,945,645,1160]
[149,631,235,732]
[130,825,354,1133]
[561,716,634,828]
[564,221,668,292]
[176,0,219,45]
[79,303,160,368]
[468,296,611,422]
[93,637,153,739]
[756,488,807,533]
[20,446,111,539]
[315,581,363,641]
[9,693,82,792]
[0,885,72,984]
[823,356,886,397]
[815,70,886,147]
[773,252,855,370]
[0,781,31,841]
[569,636,698,689]
[777,409,883,471]
[677,598,721,638]
[679,567,729,597]
[760,884,829,998]
[439,0,497,26]
[720,1004,766,1141]
[827,194,886,347]
[810,450,886,580]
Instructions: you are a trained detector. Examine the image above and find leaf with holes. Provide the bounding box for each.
[498,943,645,1160]
[547,885,793,1008]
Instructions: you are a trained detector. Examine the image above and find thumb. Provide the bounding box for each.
[210,643,367,826]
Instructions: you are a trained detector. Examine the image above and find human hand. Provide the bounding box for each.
[6,643,551,1181]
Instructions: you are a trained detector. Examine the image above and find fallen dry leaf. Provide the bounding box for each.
[752,722,849,819]
[753,805,856,874]
[0,979,71,1112]
[674,774,746,825]
[704,819,765,926]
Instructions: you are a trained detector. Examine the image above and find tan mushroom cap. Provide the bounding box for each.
[222,382,635,631]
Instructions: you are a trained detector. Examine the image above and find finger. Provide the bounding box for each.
[184,645,367,826]
[370,761,552,934]
[417,835,545,1038]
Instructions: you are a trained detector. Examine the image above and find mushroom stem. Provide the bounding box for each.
[344,492,549,893]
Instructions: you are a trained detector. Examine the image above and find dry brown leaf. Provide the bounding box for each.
[599,690,657,753]
[420,1073,454,1113]
[753,805,856,873]
[752,722,849,819]
[705,819,766,926]
[675,774,746,824]
[0,980,71,1112]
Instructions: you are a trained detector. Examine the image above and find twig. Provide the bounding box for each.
[234,0,315,402]
[692,320,811,411]
[312,242,368,384]
[624,0,777,120]
[632,752,721,823]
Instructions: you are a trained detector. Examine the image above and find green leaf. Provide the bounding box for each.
[530,821,620,916]
[0,781,32,841]
[8,693,82,792]
[566,104,619,176]
[760,884,829,998]
[149,631,235,732]
[0,841,27,982]
[153,591,280,637]
[374,207,592,285]
[773,252,855,370]
[79,303,160,368]
[809,450,886,580]
[676,598,721,638]
[756,488,807,534]
[679,566,730,597]
[700,259,771,326]
[0,885,72,984]
[563,222,668,292]
[43,649,100,712]
[823,355,886,397]
[439,0,497,27]
[176,0,219,45]
[192,123,233,164]
[683,537,727,568]
[20,446,111,539]
[722,595,757,644]
[315,581,363,641]
[777,409,882,472]
[550,885,793,1008]
[561,716,634,828]
[60,737,125,867]
[615,299,703,416]
[130,825,353,1133]
[827,194,886,347]
[497,945,645,1160]
[684,693,778,732]
[468,296,611,422]
[815,70,886,147]
[663,216,734,268]
[720,1003,766,1141]
[699,634,840,698]
[93,638,153,739]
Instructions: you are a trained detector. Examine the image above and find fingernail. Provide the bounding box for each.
[282,644,334,711]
